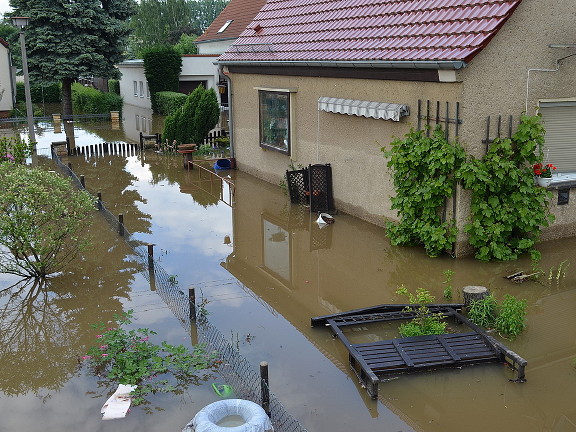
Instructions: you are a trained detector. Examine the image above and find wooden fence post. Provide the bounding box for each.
[118,213,124,236]
[260,361,271,417]
[189,288,196,321]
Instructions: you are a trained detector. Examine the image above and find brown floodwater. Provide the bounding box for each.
[0,120,575,432]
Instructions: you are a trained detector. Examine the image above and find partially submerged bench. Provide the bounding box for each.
[311,304,527,399]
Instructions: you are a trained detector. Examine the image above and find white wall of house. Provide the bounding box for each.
[117,55,222,110]
[196,39,234,55]
[0,43,14,115]
[117,60,152,110]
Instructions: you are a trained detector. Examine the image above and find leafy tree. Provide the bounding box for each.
[9,0,136,115]
[189,0,229,34]
[173,33,198,55]
[129,0,194,56]
[143,46,182,113]
[127,0,228,56]
[0,164,95,278]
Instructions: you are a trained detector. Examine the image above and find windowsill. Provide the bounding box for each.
[548,173,576,189]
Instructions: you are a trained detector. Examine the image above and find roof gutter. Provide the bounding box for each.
[217,59,467,70]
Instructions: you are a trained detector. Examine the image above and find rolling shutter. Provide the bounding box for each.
[539,102,576,173]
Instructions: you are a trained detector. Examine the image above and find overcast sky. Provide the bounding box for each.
[0,0,11,16]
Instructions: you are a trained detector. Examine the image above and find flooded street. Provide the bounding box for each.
[1,120,575,432]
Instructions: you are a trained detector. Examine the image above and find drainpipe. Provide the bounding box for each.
[219,64,234,160]
[525,52,576,114]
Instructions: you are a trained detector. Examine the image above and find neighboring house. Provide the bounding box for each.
[0,38,15,117]
[117,0,267,141]
[217,0,576,255]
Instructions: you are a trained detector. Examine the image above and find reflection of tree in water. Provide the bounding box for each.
[0,279,80,396]
[0,220,142,397]
[145,152,221,208]
[49,153,153,237]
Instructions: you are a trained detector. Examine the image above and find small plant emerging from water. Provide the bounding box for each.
[468,294,498,328]
[396,286,447,337]
[548,260,570,284]
[467,294,527,338]
[442,269,454,300]
[83,310,219,405]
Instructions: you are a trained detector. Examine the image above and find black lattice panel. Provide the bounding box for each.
[308,164,334,213]
[286,168,309,205]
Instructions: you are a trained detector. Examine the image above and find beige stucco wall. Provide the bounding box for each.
[454,0,576,250]
[229,72,462,226]
[227,0,576,254]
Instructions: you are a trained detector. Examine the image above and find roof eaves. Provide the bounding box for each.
[195,37,237,45]
[217,59,467,70]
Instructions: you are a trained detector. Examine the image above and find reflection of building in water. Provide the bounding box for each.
[121,103,155,143]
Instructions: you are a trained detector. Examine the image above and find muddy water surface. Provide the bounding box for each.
[0,121,575,432]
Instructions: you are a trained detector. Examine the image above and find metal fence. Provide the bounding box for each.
[51,149,308,432]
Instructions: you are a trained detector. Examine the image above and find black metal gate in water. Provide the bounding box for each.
[286,163,335,213]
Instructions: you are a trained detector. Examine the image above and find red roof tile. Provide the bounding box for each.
[219,0,522,64]
[195,0,268,43]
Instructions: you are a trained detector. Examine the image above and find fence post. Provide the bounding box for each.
[80,175,85,189]
[260,361,271,417]
[97,192,102,210]
[189,288,196,321]
[118,213,124,236]
[147,243,156,291]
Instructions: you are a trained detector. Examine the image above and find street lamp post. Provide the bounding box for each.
[11,16,35,143]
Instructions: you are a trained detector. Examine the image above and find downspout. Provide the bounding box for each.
[219,64,234,160]
[525,53,576,114]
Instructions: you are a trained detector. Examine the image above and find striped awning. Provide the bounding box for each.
[318,97,409,122]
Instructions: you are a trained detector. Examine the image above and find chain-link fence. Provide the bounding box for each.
[52,148,308,432]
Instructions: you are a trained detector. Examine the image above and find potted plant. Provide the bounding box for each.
[533,162,556,187]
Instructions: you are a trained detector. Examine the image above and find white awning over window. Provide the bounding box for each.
[318,97,409,122]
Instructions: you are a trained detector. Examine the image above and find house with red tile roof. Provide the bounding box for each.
[218,0,576,255]
[0,38,15,117]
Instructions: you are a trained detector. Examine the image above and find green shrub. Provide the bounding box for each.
[71,83,122,114]
[382,126,466,257]
[467,294,527,338]
[156,91,187,115]
[0,164,94,278]
[84,310,219,406]
[494,295,527,337]
[396,286,447,337]
[143,46,182,113]
[16,82,61,103]
[468,295,498,328]
[108,79,120,95]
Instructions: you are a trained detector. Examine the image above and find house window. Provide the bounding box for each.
[139,81,144,98]
[259,90,291,154]
[135,114,139,131]
[146,83,150,99]
[539,100,576,172]
[217,20,233,33]
[133,81,138,96]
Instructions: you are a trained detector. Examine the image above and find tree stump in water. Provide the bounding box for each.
[463,286,489,306]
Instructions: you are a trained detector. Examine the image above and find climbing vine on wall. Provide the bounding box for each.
[382,126,465,257]
[458,114,553,261]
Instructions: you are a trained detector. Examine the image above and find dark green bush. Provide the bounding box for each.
[108,79,120,95]
[142,46,182,113]
[16,82,61,103]
[71,83,122,114]
[156,91,187,115]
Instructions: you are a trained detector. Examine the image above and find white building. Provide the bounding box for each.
[0,38,15,117]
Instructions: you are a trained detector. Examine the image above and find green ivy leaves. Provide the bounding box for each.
[459,114,553,261]
[383,114,552,261]
[382,126,465,257]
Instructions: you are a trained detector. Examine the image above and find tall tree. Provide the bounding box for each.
[9,0,136,115]
[189,0,229,34]
[129,0,194,57]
